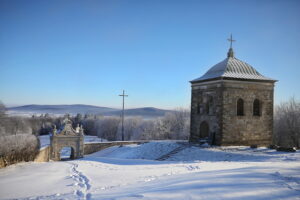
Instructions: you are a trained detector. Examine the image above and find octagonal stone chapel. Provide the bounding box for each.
[189,36,277,146]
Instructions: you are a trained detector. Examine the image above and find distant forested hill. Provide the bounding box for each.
[8,104,173,118]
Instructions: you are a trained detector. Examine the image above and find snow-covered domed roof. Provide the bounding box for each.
[191,48,276,83]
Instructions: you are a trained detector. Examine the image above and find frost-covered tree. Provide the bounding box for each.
[274,97,300,148]
[0,134,40,167]
[116,117,148,140]
[124,108,190,140]
[155,108,190,140]
[0,102,7,136]
[81,118,97,135]
[95,117,120,141]
[0,102,5,119]
[0,101,40,167]
[74,113,83,125]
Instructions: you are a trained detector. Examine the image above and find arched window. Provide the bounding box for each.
[199,121,209,138]
[197,103,200,114]
[237,98,244,116]
[206,101,209,114]
[206,96,214,115]
[253,99,260,116]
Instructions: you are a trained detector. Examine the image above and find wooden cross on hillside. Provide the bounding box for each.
[119,90,128,141]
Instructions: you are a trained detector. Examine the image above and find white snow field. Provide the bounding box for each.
[0,142,299,200]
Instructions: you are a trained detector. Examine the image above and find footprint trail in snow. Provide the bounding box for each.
[70,162,92,200]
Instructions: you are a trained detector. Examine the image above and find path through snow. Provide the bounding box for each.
[70,162,92,200]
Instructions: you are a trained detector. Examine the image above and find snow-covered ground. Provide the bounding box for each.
[0,142,299,200]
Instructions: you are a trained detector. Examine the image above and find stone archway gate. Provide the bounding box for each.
[50,120,84,161]
[35,140,149,162]
[33,119,149,162]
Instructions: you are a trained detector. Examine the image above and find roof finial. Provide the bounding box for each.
[227,34,235,58]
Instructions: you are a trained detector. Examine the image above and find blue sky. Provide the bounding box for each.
[0,0,299,109]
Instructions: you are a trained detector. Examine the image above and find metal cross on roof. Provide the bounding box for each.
[227,34,236,48]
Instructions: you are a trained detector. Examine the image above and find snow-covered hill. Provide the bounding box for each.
[0,142,299,200]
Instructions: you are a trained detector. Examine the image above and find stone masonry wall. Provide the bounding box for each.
[50,135,84,161]
[84,141,148,155]
[221,80,274,146]
[34,146,50,162]
[190,81,223,145]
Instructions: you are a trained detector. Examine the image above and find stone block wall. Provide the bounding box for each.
[190,79,275,146]
[34,146,50,162]
[190,81,223,145]
[221,81,274,146]
[84,141,148,155]
[50,135,84,161]
[0,157,5,168]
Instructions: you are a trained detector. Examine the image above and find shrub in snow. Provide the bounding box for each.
[0,104,40,167]
[0,134,40,167]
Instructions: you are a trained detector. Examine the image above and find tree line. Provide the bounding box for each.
[58,108,190,141]
[0,97,299,166]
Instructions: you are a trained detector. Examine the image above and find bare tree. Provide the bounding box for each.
[117,117,144,140]
[0,102,7,136]
[0,134,39,167]
[128,108,190,140]
[0,101,5,119]
[274,97,300,148]
[82,118,97,135]
[95,117,120,141]
[160,108,190,140]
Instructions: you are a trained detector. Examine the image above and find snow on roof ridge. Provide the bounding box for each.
[191,56,276,83]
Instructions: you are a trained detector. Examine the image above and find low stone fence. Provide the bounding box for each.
[84,141,148,155]
[31,140,148,163]
[34,146,50,162]
[0,141,149,168]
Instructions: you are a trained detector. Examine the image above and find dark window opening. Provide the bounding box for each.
[253,99,260,116]
[206,102,209,114]
[197,103,200,114]
[206,96,214,115]
[237,98,244,116]
[199,121,209,139]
